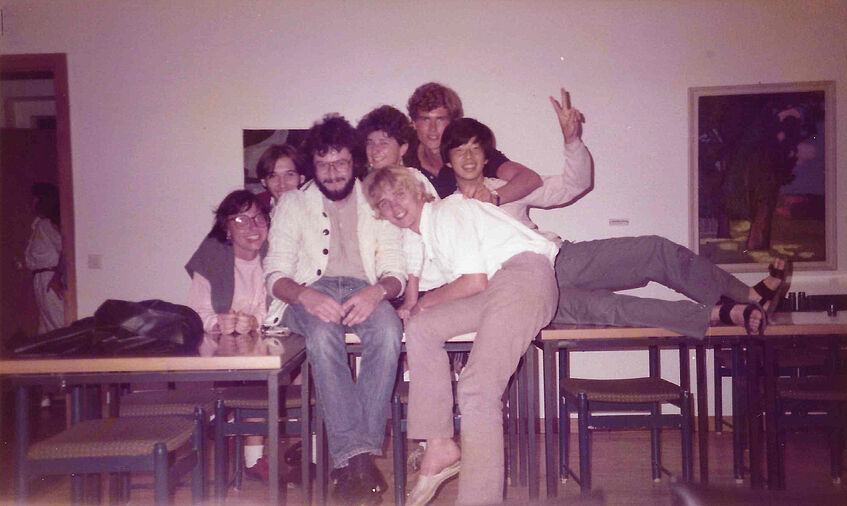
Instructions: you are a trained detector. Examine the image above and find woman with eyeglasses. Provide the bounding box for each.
[186,189,271,335]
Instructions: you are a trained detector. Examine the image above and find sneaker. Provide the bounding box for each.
[245,456,270,483]
[331,466,381,505]
[349,453,388,496]
[284,441,302,466]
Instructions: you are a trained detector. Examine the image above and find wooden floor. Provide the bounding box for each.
[2,400,846,505]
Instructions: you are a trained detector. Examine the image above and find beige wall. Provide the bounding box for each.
[3,0,846,409]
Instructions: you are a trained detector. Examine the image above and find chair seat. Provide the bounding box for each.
[217,385,313,410]
[777,376,847,401]
[28,416,195,459]
[119,389,218,417]
[714,347,827,369]
[560,377,681,403]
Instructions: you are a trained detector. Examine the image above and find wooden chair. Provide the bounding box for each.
[559,377,693,492]
[118,388,218,418]
[670,481,847,506]
[775,375,847,488]
[19,408,205,505]
[212,377,319,502]
[713,342,831,481]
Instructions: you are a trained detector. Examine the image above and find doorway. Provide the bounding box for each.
[1,53,76,343]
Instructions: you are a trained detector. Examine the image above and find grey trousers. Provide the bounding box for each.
[405,252,558,505]
[553,235,750,337]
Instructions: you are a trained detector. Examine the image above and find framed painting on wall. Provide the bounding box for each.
[688,81,836,272]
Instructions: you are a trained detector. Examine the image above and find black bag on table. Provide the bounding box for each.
[8,299,203,357]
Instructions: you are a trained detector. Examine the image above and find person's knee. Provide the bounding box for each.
[361,303,403,355]
[457,380,505,421]
[303,323,345,358]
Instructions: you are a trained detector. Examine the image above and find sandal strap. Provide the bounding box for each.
[718,302,735,326]
[753,280,776,305]
[769,263,785,280]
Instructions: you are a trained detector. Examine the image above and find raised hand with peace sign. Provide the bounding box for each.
[549,87,584,145]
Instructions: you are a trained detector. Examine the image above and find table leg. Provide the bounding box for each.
[518,357,528,486]
[14,385,30,502]
[69,386,86,502]
[695,343,709,483]
[301,361,312,505]
[762,339,780,489]
[746,339,764,488]
[526,346,539,500]
[542,341,557,498]
[731,343,745,482]
[268,371,281,504]
[508,373,518,486]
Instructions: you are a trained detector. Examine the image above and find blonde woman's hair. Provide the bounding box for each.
[362,166,434,219]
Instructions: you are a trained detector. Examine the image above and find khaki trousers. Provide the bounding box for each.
[405,253,557,505]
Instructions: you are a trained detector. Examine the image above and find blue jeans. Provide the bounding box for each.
[282,276,402,468]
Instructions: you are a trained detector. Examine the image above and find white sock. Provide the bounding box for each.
[244,445,263,468]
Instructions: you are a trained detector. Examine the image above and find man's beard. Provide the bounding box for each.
[315,175,355,201]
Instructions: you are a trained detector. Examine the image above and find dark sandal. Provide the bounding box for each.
[753,258,792,315]
[718,301,766,336]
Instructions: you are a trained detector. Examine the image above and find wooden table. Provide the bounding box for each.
[0,331,306,504]
[536,312,847,497]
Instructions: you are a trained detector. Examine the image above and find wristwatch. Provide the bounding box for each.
[490,189,501,206]
[375,283,388,298]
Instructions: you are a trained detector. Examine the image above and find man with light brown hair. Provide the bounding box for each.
[404,82,543,202]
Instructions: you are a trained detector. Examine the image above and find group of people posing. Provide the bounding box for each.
[186,82,789,505]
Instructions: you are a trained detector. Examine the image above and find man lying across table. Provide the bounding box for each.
[419,88,788,338]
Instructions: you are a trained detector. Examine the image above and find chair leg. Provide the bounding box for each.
[559,392,570,482]
[650,402,662,481]
[829,402,844,483]
[518,357,528,486]
[214,400,226,501]
[86,473,102,504]
[234,409,244,490]
[713,346,724,434]
[191,407,205,504]
[391,392,405,506]
[120,473,130,503]
[577,393,590,493]
[153,443,170,506]
[70,474,84,504]
[108,473,120,505]
[316,417,328,505]
[731,344,745,482]
[507,377,518,486]
[14,387,30,503]
[680,391,693,482]
[776,401,787,489]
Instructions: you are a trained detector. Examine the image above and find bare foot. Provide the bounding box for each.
[419,438,461,476]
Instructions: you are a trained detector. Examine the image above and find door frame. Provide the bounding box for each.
[2,53,76,323]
